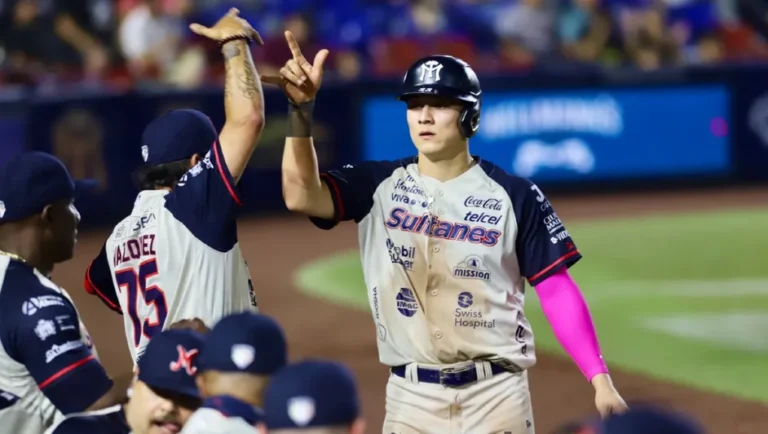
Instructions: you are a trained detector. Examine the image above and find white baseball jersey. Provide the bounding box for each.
[85,141,258,364]
[0,256,113,433]
[182,397,263,434]
[310,157,581,370]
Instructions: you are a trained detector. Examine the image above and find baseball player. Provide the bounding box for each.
[46,328,206,434]
[268,42,628,433]
[263,359,364,434]
[0,152,124,433]
[83,8,266,365]
[181,311,288,434]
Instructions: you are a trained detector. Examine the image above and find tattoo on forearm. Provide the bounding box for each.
[222,40,260,100]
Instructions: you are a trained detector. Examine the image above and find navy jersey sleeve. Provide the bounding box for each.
[511,180,581,286]
[309,160,401,230]
[0,289,113,414]
[84,243,121,314]
[164,140,241,252]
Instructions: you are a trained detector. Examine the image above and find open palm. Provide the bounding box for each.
[261,31,329,104]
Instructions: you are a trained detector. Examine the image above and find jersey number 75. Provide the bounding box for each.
[115,259,168,347]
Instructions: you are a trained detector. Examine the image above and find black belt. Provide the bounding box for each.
[390,362,507,387]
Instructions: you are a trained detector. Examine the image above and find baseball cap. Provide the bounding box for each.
[0,151,97,223]
[198,312,287,375]
[264,359,360,429]
[140,109,217,166]
[599,406,703,434]
[137,329,206,399]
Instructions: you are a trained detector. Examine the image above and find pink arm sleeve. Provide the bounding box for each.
[533,267,608,382]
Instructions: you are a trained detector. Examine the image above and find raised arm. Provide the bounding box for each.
[189,8,265,183]
[262,31,334,219]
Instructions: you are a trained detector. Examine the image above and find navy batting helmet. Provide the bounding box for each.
[397,55,482,138]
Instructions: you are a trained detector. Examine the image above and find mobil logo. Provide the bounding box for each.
[396,288,420,317]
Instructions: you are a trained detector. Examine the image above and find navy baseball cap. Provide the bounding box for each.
[599,406,703,434]
[198,312,287,375]
[264,360,360,429]
[137,329,206,399]
[0,151,96,223]
[140,109,217,166]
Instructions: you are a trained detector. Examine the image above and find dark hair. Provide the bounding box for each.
[132,158,190,191]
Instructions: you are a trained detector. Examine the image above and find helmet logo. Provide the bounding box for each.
[419,60,444,82]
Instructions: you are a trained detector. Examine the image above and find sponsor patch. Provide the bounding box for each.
[46,340,84,363]
[34,319,57,341]
[543,213,563,234]
[454,291,495,329]
[550,230,570,244]
[453,255,491,281]
[396,288,419,317]
[386,239,416,270]
[22,296,66,316]
[463,196,503,211]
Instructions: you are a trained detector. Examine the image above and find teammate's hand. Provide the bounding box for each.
[593,374,629,418]
[260,31,329,104]
[189,8,263,45]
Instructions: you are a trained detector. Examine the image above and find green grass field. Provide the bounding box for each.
[294,209,768,403]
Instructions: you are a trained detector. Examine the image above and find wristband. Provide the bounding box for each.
[287,100,314,137]
[219,34,254,47]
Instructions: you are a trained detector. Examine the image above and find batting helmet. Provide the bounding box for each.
[397,55,482,138]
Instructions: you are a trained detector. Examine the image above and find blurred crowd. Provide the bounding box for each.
[0,0,766,90]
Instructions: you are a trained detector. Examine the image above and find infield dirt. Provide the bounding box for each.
[58,186,768,434]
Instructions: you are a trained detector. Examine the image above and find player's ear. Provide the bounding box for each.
[189,154,201,168]
[194,375,206,396]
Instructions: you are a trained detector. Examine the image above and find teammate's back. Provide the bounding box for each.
[85,11,267,365]
[102,179,255,362]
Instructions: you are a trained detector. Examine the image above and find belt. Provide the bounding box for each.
[390,362,507,387]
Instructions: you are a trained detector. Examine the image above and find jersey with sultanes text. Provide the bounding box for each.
[310,157,581,371]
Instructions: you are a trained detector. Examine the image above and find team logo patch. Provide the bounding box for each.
[453,255,491,281]
[231,344,255,369]
[395,288,419,317]
[0,201,5,219]
[288,396,316,426]
[141,145,149,162]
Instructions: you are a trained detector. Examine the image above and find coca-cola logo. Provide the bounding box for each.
[463,196,503,211]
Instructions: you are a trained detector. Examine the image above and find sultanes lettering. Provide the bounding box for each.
[385,208,501,247]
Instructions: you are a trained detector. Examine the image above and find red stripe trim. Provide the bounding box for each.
[213,140,243,206]
[321,174,344,220]
[84,264,121,312]
[39,355,95,389]
[529,250,580,283]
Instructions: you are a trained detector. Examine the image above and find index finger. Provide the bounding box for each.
[284,31,305,61]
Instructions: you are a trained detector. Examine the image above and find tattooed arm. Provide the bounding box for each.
[217,38,265,183]
[189,8,266,184]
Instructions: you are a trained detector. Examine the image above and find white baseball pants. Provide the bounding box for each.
[383,362,535,434]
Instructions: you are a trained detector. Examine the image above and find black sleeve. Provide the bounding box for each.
[510,180,582,286]
[309,160,399,230]
[164,140,242,252]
